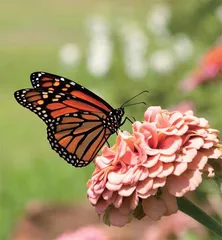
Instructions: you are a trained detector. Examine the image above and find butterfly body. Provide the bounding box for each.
[14,72,125,167]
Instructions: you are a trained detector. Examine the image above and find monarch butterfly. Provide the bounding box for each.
[14,72,147,167]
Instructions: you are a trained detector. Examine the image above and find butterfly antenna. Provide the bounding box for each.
[121,90,149,108]
[124,101,146,108]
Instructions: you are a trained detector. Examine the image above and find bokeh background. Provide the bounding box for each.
[1,0,222,239]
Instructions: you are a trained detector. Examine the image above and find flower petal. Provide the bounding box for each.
[167,170,202,197]
[173,162,188,175]
[142,197,167,220]
[118,185,136,197]
[158,163,174,177]
[159,136,182,155]
[149,161,163,178]
[137,177,153,196]
[108,208,131,227]
[160,188,178,215]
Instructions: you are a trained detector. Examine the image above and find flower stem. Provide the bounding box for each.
[177,197,222,237]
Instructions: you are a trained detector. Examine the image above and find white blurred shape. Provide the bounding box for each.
[150,49,175,74]
[86,16,112,77]
[59,43,81,67]
[120,23,148,80]
[146,3,171,36]
[172,34,194,62]
[215,5,222,23]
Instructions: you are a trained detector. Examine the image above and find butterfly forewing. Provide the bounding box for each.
[30,72,113,113]
[14,72,123,167]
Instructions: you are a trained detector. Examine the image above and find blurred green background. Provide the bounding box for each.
[1,0,222,239]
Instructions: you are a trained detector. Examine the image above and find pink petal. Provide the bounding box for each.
[156,112,170,129]
[202,164,215,177]
[138,189,157,199]
[188,152,208,170]
[107,191,118,205]
[203,141,215,149]
[88,195,100,205]
[118,185,136,197]
[106,182,122,191]
[134,143,148,163]
[169,112,183,125]
[160,188,178,215]
[141,143,160,156]
[100,145,115,157]
[137,177,153,195]
[121,148,138,165]
[131,168,146,184]
[142,197,167,220]
[143,155,159,168]
[95,198,109,214]
[87,187,98,199]
[159,154,176,163]
[149,161,163,178]
[185,137,204,149]
[108,208,130,227]
[138,167,149,181]
[176,125,189,135]
[181,148,197,162]
[122,167,135,184]
[142,122,159,148]
[108,172,125,185]
[102,189,113,200]
[199,117,209,127]
[173,162,188,175]
[166,176,189,197]
[153,177,166,189]
[158,163,174,177]
[130,191,139,210]
[56,226,110,240]
[186,170,203,191]
[144,106,162,122]
[159,136,182,155]
[201,148,222,159]
[117,139,128,159]
[167,170,202,197]
[96,155,112,168]
[119,196,135,215]
[132,121,142,132]
[113,194,123,208]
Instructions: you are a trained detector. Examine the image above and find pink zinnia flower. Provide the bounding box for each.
[168,100,195,114]
[56,225,110,240]
[141,211,206,240]
[179,44,222,92]
[87,106,222,227]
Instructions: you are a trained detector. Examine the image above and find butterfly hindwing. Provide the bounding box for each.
[47,113,110,167]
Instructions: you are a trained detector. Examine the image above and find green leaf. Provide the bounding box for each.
[133,201,146,220]
[177,197,222,237]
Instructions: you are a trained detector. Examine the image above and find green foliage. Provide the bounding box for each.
[1,0,222,239]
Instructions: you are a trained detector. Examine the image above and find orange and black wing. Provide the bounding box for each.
[30,71,113,114]
[14,88,113,167]
[47,113,111,167]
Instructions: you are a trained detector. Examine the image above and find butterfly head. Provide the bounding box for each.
[115,107,125,122]
[114,107,125,126]
[106,107,124,133]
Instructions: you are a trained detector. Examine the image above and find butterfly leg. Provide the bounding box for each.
[120,116,134,126]
[106,141,110,147]
[104,133,111,147]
